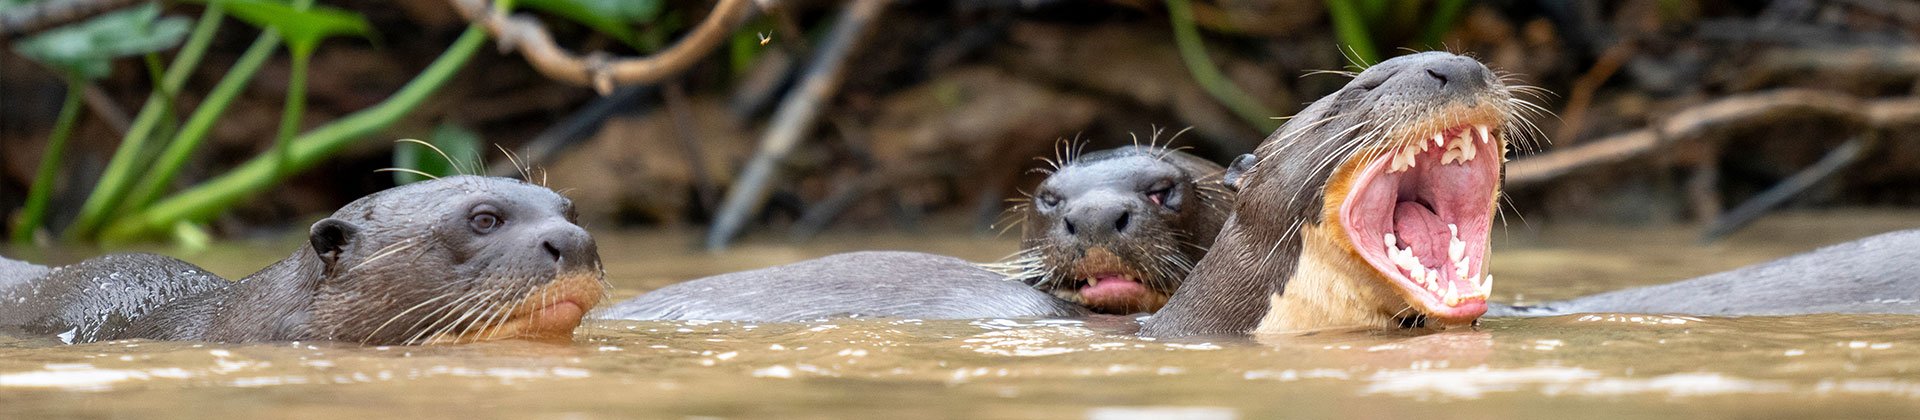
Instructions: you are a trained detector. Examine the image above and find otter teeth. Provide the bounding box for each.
[1442,129,1477,165]
[1385,224,1490,307]
[1397,126,1494,171]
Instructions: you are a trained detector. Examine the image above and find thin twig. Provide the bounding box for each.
[1701,136,1872,243]
[483,86,651,177]
[704,0,888,251]
[1553,41,1634,144]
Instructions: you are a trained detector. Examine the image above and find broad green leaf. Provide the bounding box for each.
[205,0,373,56]
[518,0,664,46]
[11,4,191,79]
[392,124,484,184]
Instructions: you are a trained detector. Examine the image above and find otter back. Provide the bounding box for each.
[601,251,1088,321]
[1490,229,1920,317]
[0,255,48,291]
[0,253,229,342]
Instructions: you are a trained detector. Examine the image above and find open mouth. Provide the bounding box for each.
[1066,248,1166,314]
[1341,123,1502,325]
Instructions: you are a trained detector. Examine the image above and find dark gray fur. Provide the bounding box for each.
[600,251,1088,321]
[0,176,599,344]
[1143,52,1519,337]
[1489,229,1920,317]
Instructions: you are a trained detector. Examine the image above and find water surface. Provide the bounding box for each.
[3,210,1919,418]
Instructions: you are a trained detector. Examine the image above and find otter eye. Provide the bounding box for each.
[469,205,503,234]
[1038,192,1062,209]
[1145,181,1175,207]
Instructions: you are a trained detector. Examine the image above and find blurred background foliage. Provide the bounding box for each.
[1,0,1918,250]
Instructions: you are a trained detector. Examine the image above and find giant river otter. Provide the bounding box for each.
[601,145,1230,321]
[1143,51,1537,337]
[0,176,606,345]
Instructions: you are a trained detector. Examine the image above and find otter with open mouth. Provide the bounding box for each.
[1143,51,1541,337]
[0,175,606,345]
[600,144,1229,321]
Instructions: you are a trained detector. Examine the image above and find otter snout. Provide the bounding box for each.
[1060,190,1139,242]
[1422,55,1492,95]
[534,223,600,272]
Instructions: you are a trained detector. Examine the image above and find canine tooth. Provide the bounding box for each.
[1477,125,1491,144]
[1484,275,1494,294]
[1448,236,1465,263]
[1390,146,1415,172]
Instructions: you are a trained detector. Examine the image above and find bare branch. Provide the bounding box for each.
[1506,90,1902,187]
[448,0,758,92]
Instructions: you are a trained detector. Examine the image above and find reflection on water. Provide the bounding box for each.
[3,210,1920,418]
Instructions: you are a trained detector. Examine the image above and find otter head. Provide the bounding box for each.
[302,175,605,345]
[1008,145,1228,315]
[1223,52,1534,332]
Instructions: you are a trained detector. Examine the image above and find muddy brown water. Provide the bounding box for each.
[3,210,1919,418]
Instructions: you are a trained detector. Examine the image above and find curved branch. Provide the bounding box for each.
[449,0,757,92]
[1506,90,1886,186]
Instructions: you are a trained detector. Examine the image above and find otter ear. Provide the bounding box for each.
[1223,154,1257,192]
[309,218,361,266]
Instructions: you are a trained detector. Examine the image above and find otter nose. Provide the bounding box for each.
[1061,193,1135,240]
[1422,55,1491,94]
[537,224,599,271]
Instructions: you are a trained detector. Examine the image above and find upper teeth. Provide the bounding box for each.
[1382,221,1492,307]
[1389,124,1492,173]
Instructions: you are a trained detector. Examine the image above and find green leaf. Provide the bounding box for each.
[518,0,663,45]
[11,4,191,79]
[392,123,484,184]
[206,0,373,56]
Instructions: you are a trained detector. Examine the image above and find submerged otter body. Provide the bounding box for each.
[603,145,1229,321]
[1490,229,1920,317]
[601,251,1087,321]
[1144,52,1532,338]
[0,176,606,345]
[0,257,48,292]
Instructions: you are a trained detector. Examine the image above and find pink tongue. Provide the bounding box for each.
[1081,275,1147,301]
[1392,201,1447,268]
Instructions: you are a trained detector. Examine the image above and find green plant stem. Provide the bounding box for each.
[101,26,490,243]
[276,51,309,177]
[1166,0,1279,132]
[119,33,281,215]
[1324,0,1378,65]
[14,80,86,245]
[65,5,226,240]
